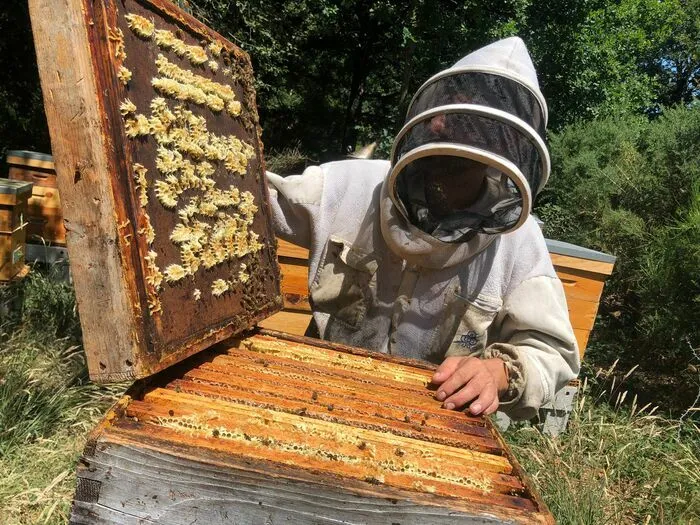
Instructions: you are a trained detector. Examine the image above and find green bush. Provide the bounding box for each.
[538,106,700,370]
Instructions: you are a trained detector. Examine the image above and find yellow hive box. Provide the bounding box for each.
[0,178,32,281]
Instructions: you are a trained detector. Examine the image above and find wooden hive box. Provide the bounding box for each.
[0,178,32,281]
[29,0,554,523]
[265,239,616,359]
[6,150,67,246]
[73,331,553,524]
[546,240,615,358]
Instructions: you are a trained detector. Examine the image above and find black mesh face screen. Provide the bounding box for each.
[394,112,543,196]
[407,72,546,138]
[394,155,524,242]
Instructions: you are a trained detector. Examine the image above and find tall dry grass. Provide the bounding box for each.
[506,364,700,524]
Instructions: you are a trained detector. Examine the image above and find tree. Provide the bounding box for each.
[0,0,51,165]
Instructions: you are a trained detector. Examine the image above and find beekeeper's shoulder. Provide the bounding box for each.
[269,159,389,206]
[318,159,390,201]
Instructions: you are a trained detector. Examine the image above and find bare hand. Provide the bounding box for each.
[431,356,508,416]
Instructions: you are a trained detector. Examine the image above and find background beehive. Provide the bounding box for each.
[0,179,32,281]
[6,150,66,246]
[29,0,282,382]
[263,239,615,359]
[72,331,554,524]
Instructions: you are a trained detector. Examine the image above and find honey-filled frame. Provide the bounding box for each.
[29,0,282,381]
[72,330,555,524]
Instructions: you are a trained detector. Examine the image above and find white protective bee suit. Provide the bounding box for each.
[266,37,580,420]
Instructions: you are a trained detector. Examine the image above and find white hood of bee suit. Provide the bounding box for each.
[449,36,548,126]
[381,37,551,268]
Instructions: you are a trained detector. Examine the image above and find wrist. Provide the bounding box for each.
[483,358,509,396]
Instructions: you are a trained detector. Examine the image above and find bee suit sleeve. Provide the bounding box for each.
[266,167,325,250]
[482,275,580,420]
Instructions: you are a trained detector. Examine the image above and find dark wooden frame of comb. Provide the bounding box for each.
[29,0,282,383]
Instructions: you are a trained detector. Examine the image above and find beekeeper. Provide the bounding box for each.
[266,37,580,420]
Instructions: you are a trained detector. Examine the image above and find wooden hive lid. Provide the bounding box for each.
[545,238,616,276]
[29,0,282,382]
[0,179,34,197]
[6,150,55,170]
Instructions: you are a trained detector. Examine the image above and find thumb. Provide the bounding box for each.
[432,356,465,384]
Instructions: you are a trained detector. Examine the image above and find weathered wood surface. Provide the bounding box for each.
[71,332,554,524]
[29,0,281,382]
[72,440,520,525]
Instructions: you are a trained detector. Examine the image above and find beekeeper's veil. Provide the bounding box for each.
[387,37,550,243]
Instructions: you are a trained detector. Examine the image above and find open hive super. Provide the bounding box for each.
[72,331,554,524]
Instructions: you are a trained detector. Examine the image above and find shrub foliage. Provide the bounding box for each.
[538,106,700,370]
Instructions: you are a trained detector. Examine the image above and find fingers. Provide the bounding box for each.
[433,357,501,415]
[434,357,480,401]
[482,397,500,416]
[432,356,466,384]
[444,380,497,414]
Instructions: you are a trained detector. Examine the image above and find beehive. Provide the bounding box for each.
[265,239,616,359]
[72,330,553,524]
[29,0,555,523]
[0,179,32,281]
[6,150,66,246]
[547,240,616,358]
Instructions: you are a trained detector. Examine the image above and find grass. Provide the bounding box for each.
[505,374,700,524]
[0,266,699,524]
[0,267,125,525]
